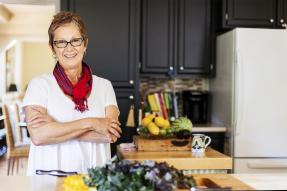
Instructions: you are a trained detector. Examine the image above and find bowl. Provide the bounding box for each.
[137,126,174,139]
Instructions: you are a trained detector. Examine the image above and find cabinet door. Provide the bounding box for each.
[224,0,276,28]
[177,0,211,75]
[67,0,139,88]
[277,0,287,28]
[111,89,137,156]
[141,0,175,74]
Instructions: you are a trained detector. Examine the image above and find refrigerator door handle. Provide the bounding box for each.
[247,162,287,169]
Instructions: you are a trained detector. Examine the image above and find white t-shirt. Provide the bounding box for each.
[22,74,118,175]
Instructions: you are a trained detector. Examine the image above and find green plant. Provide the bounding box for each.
[84,160,196,191]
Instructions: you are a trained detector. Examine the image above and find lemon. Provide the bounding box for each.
[147,122,160,135]
[142,114,156,127]
[154,117,170,129]
[154,116,165,127]
[161,120,170,129]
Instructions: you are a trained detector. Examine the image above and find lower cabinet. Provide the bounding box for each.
[195,132,225,153]
[111,89,138,157]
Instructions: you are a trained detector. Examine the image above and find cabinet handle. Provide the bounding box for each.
[282,23,287,28]
[179,66,184,71]
[129,95,134,100]
[129,80,134,84]
[280,19,284,23]
[169,66,173,71]
[269,18,274,23]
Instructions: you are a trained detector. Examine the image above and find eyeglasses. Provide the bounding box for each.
[53,38,84,48]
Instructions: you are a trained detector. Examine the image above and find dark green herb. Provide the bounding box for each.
[84,160,196,191]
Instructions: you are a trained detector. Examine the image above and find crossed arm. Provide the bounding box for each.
[24,105,121,146]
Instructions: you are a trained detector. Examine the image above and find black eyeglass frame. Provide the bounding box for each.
[53,37,84,48]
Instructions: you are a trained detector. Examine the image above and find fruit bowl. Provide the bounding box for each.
[137,126,174,139]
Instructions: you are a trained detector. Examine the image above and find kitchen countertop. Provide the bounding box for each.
[1,173,287,190]
[117,147,232,170]
[232,173,287,190]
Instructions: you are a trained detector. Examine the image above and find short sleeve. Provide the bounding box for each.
[104,81,119,112]
[22,76,48,109]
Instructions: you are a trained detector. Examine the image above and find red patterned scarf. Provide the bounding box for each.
[53,62,93,112]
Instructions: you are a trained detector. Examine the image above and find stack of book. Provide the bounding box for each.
[145,92,179,120]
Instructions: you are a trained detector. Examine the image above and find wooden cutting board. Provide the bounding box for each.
[56,174,254,190]
[133,135,191,151]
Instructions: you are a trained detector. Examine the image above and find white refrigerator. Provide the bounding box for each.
[211,28,287,173]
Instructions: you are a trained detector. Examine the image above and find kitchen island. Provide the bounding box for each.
[1,173,287,190]
[117,146,232,174]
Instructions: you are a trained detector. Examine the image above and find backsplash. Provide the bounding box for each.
[140,77,209,96]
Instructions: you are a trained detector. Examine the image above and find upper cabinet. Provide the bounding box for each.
[277,0,287,27]
[177,0,212,75]
[141,0,213,77]
[223,0,287,28]
[62,0,139,88]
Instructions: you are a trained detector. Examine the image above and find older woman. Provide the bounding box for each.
[22,11,121,175]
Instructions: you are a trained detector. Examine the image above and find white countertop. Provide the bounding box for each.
[0,176,58,191]
[232,173,287,190]
[1,173,287,190]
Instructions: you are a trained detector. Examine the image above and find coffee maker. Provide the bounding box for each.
[182,91,209,124]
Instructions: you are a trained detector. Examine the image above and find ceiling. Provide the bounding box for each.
[0,3,56,35]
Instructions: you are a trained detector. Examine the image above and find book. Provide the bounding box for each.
[158,92,168,119]
[147,94,159,112]
[154,92,163,117]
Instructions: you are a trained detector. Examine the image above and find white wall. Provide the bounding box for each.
[21,42,54,93]
[0,3,56,99]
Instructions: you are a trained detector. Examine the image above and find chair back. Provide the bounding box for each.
[2,105,15,155]
[2,93,24,144]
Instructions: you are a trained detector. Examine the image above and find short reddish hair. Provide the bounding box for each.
[48,11,88,50]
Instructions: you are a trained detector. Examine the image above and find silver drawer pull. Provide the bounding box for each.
[129,80,134,84]
[129,95,134,100]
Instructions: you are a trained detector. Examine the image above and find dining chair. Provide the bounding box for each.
[2,104,29,175]
[2,93,29,145]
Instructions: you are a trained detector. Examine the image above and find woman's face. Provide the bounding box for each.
[52,22,87,70]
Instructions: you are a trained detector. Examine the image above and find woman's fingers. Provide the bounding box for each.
[27,113,41,123]
[111,122,122,133]
[108,126,121,138]
[111,119,121,126]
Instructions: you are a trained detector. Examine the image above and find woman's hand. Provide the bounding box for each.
[88,117,121,139]
[78,130,118,143]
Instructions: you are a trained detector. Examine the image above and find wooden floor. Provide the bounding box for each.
[0,155,28,176]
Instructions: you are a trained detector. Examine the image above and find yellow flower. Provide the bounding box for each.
[63,175,92,191]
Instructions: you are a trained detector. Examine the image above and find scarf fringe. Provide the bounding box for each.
[74,99,89,112]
